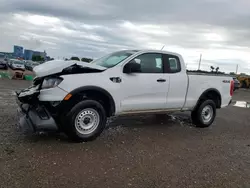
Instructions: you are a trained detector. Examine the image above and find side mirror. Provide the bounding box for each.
[123,62,141,73]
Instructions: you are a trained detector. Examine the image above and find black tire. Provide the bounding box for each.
[62,100,107,142]
[191,99,216,128]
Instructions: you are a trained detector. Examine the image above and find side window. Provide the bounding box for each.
[129,53,163,73]
[164,55,181,73]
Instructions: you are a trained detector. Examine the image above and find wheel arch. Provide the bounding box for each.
[59,86,116,117]
[194,88,222,110]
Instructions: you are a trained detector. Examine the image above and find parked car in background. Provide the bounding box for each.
[233,77,240,91]
[24,61,32,71]
[0,53,8,69]
[8,59,16,67]
[6,59,12,67]
[0,61,8,70]
[9,59,25,70]
[25,61,40,71]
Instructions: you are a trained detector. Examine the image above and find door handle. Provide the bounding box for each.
[157,78,166,82]
[110,77,122,83]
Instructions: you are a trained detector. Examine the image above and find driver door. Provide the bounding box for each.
[120,53,170,112]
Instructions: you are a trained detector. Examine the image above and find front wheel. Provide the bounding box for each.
[191,99,216,128]
[62,100,107,142]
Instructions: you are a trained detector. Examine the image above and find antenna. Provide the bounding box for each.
[198,54,202,70]
[161,45,165,50]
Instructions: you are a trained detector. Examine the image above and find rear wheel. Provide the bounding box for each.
[62,100,107,142]
[191,99,216,128]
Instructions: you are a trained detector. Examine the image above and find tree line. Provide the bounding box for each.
[32,55,45,62]
[31,55,92,63]
[32,55,54,62]
[187,66,225,74]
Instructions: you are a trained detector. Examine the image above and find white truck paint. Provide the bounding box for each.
[17,50,233,142]
[35,50,232,113]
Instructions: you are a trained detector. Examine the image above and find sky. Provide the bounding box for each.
[0,0,250,73]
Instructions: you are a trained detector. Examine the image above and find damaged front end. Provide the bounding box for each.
[16,62,106,134]
[16,78,58,133]
[60,63,104,75]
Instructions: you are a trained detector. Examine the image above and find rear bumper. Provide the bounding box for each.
[16,91,58,133]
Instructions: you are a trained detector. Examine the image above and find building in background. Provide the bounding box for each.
[2,45,50,61]
[13,45,24,58]
[24,49,34,60]
[0,52,14,59]
[24,49,47,60]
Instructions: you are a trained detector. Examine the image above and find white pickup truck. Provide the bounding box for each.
[16,50,233,142]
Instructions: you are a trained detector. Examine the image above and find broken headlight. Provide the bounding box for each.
[41,77,63,89]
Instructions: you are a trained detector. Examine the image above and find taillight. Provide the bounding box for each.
[230,80,234,96]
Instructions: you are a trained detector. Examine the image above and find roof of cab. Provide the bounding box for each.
[136,49,182,57]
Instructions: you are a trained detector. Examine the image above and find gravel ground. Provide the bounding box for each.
[0,79,250,188]
[233,89,250,102]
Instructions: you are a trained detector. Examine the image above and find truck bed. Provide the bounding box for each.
[187,71,232,77]
[184,74,232,110]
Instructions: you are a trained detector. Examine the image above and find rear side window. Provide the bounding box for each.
[163,54,181,73]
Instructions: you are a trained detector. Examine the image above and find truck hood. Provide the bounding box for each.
[33,60,106,77]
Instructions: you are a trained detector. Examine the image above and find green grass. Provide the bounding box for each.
[0,71,11,79]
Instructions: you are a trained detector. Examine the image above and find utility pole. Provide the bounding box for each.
[236,64,238,74]
[198,54,202,70]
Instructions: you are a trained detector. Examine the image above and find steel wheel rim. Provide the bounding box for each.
[201,105,213,123]
[75,108,100,135]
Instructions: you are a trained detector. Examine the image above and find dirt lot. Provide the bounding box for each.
[0,79,250,188]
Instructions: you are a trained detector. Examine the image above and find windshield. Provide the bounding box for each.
[91,50,138,68]
[14,61,24,65]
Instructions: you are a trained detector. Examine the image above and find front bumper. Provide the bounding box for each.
[16,88,58,133]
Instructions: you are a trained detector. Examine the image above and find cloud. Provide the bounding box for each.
[19,36,42,49]
[0,0,250,73]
